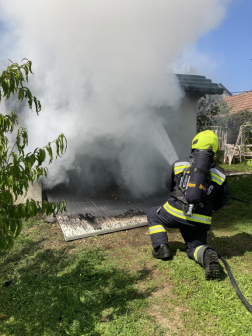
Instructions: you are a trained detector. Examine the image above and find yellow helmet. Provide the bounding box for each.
[192,130,218,153]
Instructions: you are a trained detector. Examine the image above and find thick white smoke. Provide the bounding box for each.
[0,0,228,197]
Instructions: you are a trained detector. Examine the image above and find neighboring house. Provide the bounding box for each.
[219,90,252,166]
[223,90,252,114]
[223,91,252,144]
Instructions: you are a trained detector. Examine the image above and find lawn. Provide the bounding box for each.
[1,176,252,335]
[220,161,252,173]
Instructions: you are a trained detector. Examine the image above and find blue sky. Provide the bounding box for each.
[196,0,252,93]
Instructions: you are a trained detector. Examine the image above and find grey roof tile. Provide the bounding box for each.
[176,74,224,96]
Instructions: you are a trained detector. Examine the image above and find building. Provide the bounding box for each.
[223,90,252,144]
[48,74,224,240]
[218,83,233,97]
[224,90,252,114]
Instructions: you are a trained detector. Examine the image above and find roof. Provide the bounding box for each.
[218,83,233,97]
[176,74,224,97]
[223,91,252,114]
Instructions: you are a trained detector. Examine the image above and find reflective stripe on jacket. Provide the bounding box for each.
[163,201,212,225]
[210,168,225,185]
[174,161,190,175]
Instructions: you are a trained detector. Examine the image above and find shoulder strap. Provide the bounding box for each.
[188,156,194,166]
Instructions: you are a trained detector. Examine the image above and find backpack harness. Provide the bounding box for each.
[171,157,212,216]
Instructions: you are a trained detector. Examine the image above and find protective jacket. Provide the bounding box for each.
[163,154,229,230]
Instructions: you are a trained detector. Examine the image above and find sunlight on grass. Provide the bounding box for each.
[1,176,252,335]
[220,162,252,173]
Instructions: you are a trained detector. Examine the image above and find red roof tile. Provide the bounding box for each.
[224,91,252,114]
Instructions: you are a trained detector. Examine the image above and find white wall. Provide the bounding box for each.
[14,181,42,205]
[157,96,199,160]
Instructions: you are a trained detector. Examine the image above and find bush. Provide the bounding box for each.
[214,149,224,165]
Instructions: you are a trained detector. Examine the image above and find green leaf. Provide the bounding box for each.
[0,237,7,250]
[18,88,24,101]
[14,219,23,238]
[28,60,33,74]
[6,234,14,249]
[46,144,53,164]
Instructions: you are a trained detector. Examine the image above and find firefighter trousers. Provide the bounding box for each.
[147,206,213,266]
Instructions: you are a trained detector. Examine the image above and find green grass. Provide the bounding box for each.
[0,224,162,336]
[1,176,252,335]
[220,161,252,173]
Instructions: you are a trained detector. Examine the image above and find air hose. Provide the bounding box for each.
[218,254,252,313]
[229,195,252,204]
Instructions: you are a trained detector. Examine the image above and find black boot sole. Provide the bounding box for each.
[205,251,220,280]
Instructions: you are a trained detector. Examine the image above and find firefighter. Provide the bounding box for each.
[147,130,229,280]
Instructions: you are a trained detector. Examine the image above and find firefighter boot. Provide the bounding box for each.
[204,249,220,280]
[152,244,171,260]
